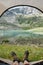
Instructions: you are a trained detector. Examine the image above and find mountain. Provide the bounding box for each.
[0,17,21,30]
[0,6,43,30]
[0,14,43,30]
[3,6,41,16]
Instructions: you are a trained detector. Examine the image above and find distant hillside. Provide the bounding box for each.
[0,14,43,30]
[1,6,43,30]
[15,14,43,29]
[0,17,21,30]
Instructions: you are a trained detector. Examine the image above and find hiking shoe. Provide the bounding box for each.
[11,51,20,63]
[23,50,29,62]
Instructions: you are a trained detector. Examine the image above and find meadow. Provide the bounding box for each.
[0,44,43,61]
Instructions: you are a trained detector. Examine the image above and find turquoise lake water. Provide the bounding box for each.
[0,30,43,38]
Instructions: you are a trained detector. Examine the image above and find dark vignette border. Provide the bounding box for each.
[0,5,43,17]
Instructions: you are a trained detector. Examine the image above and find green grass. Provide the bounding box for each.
[0,44,43,61]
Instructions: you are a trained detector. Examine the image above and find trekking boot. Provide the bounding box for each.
[11,51,20,63]
[23,50,30,65]
[23,50,29,62]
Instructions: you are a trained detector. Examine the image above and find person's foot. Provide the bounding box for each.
[12,61,19,65]
[24,60,30,65]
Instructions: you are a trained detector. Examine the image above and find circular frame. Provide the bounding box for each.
[0,5,43,17]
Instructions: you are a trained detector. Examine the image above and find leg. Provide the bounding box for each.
[23,50,30,65]
[11,51,20,65]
